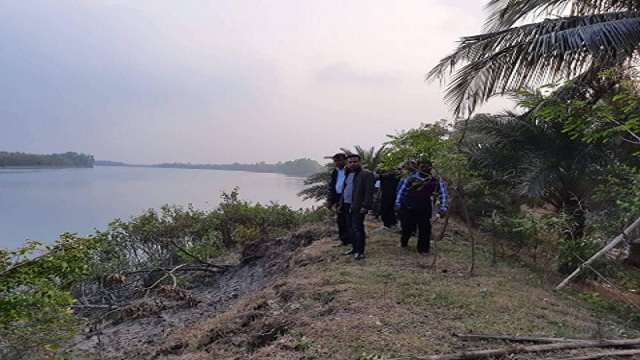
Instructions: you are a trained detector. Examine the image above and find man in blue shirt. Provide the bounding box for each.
[395,160,448,255]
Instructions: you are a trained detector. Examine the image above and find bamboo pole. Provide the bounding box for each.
[555,216,640,291]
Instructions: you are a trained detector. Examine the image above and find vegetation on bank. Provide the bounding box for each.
[153,158,324,177]
[96,158,325,177]
[0,151,94,168]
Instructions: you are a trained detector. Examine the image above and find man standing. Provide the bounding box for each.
[395,160,448,255]
[327,153,350,247]
[376,168,401,231]
[342,154,376,260]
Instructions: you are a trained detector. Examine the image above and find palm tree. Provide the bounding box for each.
[460,91,616,239]
[297,167,331,202]
[428,0,640,116]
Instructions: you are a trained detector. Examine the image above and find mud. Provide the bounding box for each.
[65,223,332,359]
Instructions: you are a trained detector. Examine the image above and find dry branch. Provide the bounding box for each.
[555,349,640,359]
[416,338,640,360]
[451,332,590,343]
[125,264,231,275]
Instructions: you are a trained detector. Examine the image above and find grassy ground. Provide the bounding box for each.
[155,218,640,360]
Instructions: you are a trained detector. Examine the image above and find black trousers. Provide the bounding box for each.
[379,196,397,227]
[345,205,366,255]
[337,202,351,245]
[400,207,432,253]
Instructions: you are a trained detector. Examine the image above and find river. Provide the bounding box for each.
[0,166,316,249]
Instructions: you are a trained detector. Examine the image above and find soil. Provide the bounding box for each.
[66,223,333,359]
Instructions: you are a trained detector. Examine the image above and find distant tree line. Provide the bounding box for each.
[0,151,94,168]
[152,158,324,177]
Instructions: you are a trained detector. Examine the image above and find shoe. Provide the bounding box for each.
[353,253,365,260]
[418,251,429,256]
[343,249,355,255]
[332,242,346,247]
[397,243,408,248]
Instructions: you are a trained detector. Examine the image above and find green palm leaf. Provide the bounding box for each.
[429,10,640,115]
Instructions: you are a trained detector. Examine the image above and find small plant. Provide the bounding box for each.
[294,335,312,351]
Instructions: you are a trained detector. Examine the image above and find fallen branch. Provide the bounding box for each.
[555,349,640,359]
[451,333,590,343]
[71,304,118,309]
[415,338,640,360]
[124,264,231,276]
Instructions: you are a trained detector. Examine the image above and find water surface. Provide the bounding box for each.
[0,166,314,249]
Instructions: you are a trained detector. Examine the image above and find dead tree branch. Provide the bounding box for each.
[555,349,640,359]
[415,338,640,360]
[451,333,590,343]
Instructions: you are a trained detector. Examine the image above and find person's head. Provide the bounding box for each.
[403,160,417,173]
[417,159,433,174]
[346,154,362,172]
[332,153,347,169]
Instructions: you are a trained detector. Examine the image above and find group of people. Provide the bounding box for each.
[327,153,448,260]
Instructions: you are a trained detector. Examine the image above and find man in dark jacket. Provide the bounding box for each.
[376,168,401,230]
[394,160,448,255]
[342,154,376,260]
[327,153,350,247]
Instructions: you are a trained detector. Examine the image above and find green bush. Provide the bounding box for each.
[92,188,311,272]
[0,234,100,358]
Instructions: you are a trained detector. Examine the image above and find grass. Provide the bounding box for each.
[151,218,640,359]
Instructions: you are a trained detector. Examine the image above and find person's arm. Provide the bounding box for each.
[361,171,377,213]
[395,178,409,210]
[326,170,337,207]
[437,178,448,215]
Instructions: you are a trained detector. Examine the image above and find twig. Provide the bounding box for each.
[431,216,450,269]
[124,264,230,275]
[144,264,186,296]
[70,304,118,309]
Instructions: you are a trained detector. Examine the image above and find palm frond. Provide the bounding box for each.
[428,11,640,115]
[484,0,640,32]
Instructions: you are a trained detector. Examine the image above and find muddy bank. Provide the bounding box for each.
[65,223,332,359]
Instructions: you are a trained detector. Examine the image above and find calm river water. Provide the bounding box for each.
[0,166,315,249]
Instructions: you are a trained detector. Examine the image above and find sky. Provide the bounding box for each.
[1,0,514,165]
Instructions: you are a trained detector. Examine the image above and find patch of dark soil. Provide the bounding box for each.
[245,319,290,352]
[64,223,331,359]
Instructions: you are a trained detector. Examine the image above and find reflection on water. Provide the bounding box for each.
[0,166,316,249]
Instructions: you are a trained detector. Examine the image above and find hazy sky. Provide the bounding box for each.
[1,0,512,164]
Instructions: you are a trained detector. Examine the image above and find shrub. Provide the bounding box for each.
[0,234,100,358]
